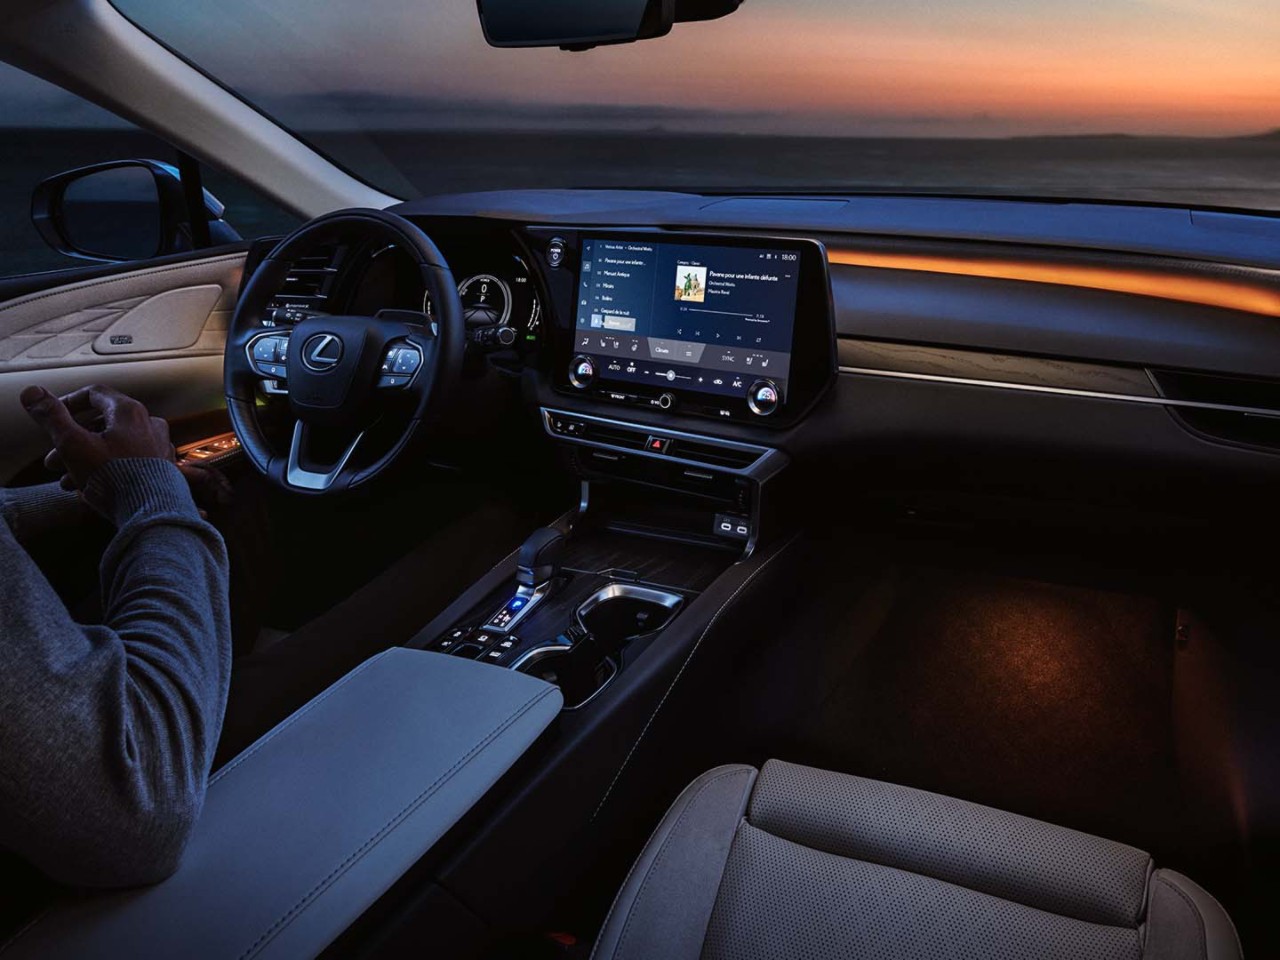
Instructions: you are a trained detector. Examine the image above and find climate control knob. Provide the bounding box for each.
[569,355,596,389]
[746,379,780,417]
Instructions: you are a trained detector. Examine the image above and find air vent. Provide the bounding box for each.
[667,438,761,470]
[581,421,650,451]
[1151,368,1280,450]
[276,244,344,307]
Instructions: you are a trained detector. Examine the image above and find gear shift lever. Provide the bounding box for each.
[485,527,567,632]
[517,527,566,589]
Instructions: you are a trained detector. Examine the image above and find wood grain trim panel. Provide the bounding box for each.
[839,339,1160,398]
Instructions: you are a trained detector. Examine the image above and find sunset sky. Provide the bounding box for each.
[4,0,1279,136]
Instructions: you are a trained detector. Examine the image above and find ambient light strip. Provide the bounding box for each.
[826,249,1280,318]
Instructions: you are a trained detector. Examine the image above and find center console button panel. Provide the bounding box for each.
[542,408,782,478]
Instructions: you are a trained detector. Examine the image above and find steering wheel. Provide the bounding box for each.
[224,208,463,494]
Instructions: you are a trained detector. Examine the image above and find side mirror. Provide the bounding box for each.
[477,0,742,51]
[31,160,240,264]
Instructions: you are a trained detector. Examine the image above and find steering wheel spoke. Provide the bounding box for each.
[285,420,364,493]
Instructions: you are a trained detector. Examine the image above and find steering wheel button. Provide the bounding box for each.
[377,374,410,389]
[393,349,421,374]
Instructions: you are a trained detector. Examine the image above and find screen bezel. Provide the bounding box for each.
[551,229,835,426]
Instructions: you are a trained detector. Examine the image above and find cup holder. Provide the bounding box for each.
[575,583,684,645]
[517,647,617,710]
[515,583,684,710]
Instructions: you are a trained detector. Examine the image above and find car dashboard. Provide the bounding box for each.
[248,188,1280,542]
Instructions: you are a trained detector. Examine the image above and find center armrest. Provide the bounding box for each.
[3,648,562,960]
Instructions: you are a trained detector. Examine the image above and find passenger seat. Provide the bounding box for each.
[593,760,1240,959]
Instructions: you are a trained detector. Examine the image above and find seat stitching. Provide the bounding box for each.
[0,907,51,956]
[0,254,245,315]
[743,811,1148,930]
[1138,857,1155,931]
[592,841,648,958]
[210,651,392,785]
[240,685,558,959]
[591,537,798,820]
[1151,876,1207,959]
[610,768,752,960]
[748,823,1146,933]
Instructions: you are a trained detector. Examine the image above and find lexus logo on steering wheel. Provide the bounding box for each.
[301,333,343,372]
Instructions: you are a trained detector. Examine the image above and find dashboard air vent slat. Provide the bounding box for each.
[667,438,760,470]
[581,422,649,451]
[276,245,345,306]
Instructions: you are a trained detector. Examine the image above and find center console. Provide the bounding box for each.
[380,226,834,945]
[418,523,722,709]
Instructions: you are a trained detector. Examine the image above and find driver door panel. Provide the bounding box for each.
[0,251,245,481]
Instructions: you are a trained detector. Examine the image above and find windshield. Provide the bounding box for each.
[107,0,1280,210]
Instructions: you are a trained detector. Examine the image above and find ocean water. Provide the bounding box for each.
[3,128,1278,276]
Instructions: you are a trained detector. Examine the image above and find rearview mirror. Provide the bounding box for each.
[477,0,742,51]
[32,160,240,264]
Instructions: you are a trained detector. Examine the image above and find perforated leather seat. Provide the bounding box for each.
[592,760,1241,960]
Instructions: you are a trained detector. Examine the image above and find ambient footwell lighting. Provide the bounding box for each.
[827,249,1280,318]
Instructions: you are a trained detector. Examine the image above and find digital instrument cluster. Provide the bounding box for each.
[346,239,542,352]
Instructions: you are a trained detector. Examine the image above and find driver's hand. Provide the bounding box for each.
[21,385,175,491]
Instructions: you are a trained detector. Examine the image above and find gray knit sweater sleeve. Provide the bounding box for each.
[0,481,87,543]
[0,459,232,888]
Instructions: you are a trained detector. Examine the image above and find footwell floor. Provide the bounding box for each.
[782,568,1191,859]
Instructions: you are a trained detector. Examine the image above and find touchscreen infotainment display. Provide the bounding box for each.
[573,237,802,404]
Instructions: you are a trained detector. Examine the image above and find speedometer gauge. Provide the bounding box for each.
[457,274,512,328]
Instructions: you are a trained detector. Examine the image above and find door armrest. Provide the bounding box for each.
[3,648,562,959]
